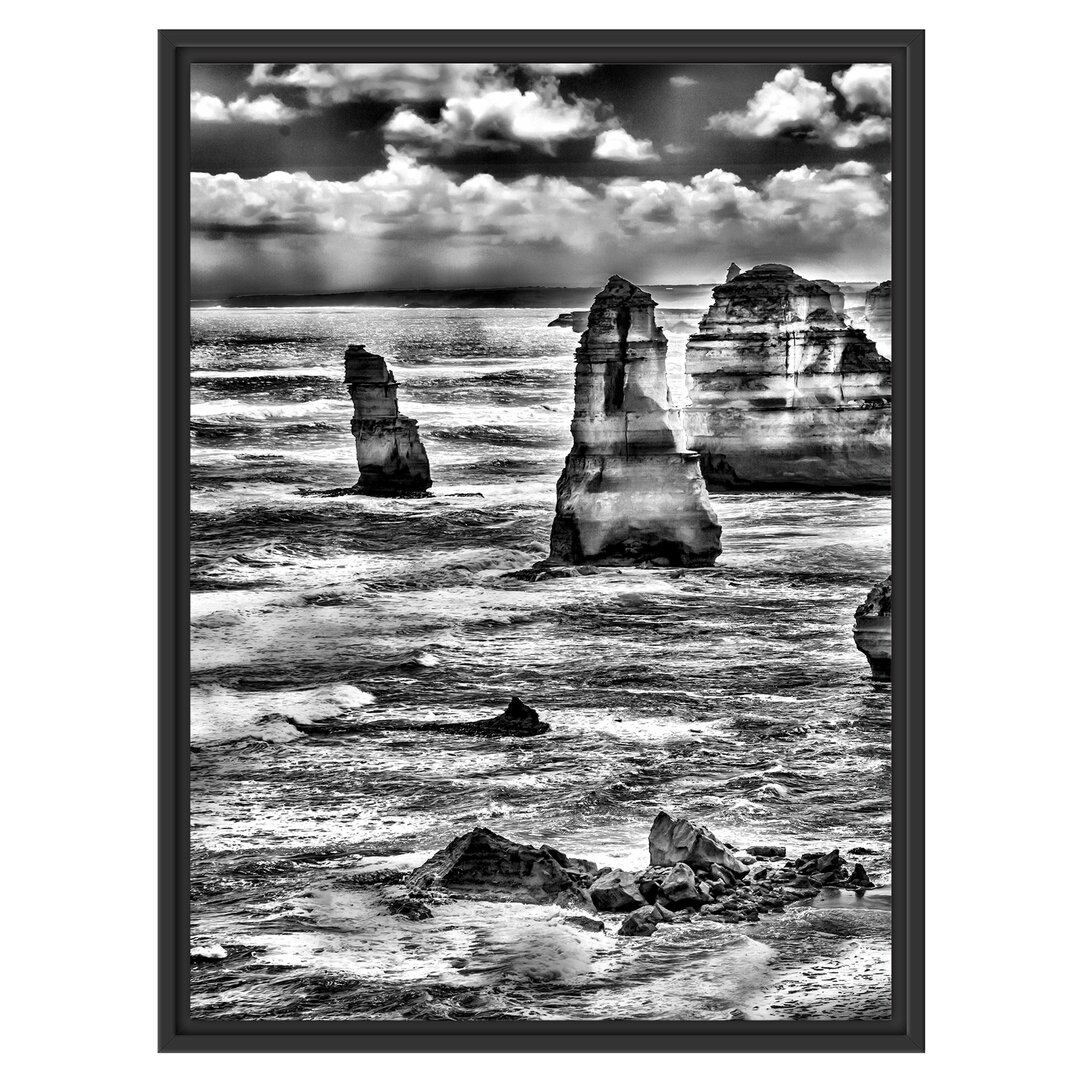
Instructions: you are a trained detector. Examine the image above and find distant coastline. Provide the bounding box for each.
[191,280,881,310]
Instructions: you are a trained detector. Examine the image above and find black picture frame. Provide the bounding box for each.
[160,28,924,1053]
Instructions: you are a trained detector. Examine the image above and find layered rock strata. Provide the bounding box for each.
[548,276,722,566]
[861,280,892,359]
[683,264,892,490]
[854,574,892,680]
[343,344,431,494]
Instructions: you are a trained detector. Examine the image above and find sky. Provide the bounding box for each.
[189,62,892,297]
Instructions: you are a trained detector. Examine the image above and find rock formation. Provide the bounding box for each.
[683,264,892,490]
[812,278,845,315]
[547,276,722,566]
[405,827,598,903]
[862,280,892,359]
[548,311,589,332]
[343,344,431,494]
[854,574,892,680]
[394,817,880,938]
[725,262,742,282]
[270,696,549,738]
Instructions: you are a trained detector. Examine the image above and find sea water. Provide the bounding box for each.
[189,307,892,1021]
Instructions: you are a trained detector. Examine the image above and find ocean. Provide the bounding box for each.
[189,306,892,1021]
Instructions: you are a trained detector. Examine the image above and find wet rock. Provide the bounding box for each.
[657,863,711,909]
[648,811,746,874]
[848,863,876,889]
[553,886,598,912]
[435,697,550,737]
[684,264,891,491]
[343,345,432,494]
[589,869,646,912]
[847,847,878,856]
[386,897,434,921]
[406,827,594,904]
[617,903,674,937]
[547,276,722,567]
[564,915,605,933]
[854,574,892,681]
[745,844,786,858]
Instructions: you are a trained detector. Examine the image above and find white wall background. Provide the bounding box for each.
[3,2,1074,1075]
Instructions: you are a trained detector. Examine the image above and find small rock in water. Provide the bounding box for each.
[657,863,711,909]
[847,847,877,856]
[385,897,434,921]
[648,810,746,874]
[617,903,674,937]
[564,915,605,933]
[848,863,876,889]
[745,844,786,858]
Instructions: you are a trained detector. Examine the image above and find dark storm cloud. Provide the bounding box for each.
[189,62,891,295]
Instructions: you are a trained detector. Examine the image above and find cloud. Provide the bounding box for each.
[593,128,660,162]
[385,78,607,155]
[520,64,597,75]
[669,75,698,87]
[832,63,892,114]
[707,65,891,148]
[191,151,889,291]
[190,91,300,125]
[247,62,498,105]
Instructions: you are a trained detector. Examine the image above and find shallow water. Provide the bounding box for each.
[189,306,892,1021]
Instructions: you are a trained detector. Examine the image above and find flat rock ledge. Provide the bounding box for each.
[387,810,880,937]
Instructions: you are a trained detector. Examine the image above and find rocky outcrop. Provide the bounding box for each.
[725,262,742,282]
[862,280,892,359]
[548,276,722,566]
[548,311,589,331]
[405,827,598,903]
[648,810,748,876]
[813,278,845,315]
[393,819,881,939]
[683,264,892,491]
[854,574,892,680]
[343,345,431,494]
[271,696,550,738]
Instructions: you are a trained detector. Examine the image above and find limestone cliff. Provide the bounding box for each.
[343,345,431,494]
[725,262,742,282]
[548,276,722,566]
[862,280,892,359]
[854,574,892,680]
[548,311,589,332]
[684,264,892,491]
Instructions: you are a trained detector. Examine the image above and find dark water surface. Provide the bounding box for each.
[190,307,892,1021]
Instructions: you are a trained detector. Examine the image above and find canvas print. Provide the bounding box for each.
[189,60,894,1022]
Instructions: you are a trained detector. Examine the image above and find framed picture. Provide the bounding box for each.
[160,28,924,1052]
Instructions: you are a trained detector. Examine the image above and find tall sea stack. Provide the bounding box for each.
[853,574,892,680]
[548,276,722,566]
[343,345,431,494]
[684,264,892,490]
[862,280,892,359]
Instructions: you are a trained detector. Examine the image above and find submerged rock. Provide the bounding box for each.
[435,697,550,737]
[547,276,722,567]
[406,827,597,903]
[684,264,891,491]
[344,345,431,494]
[854,574,892,680]
[564,914,605,932]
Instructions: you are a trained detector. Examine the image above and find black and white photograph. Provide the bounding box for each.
[186,52,902,1026]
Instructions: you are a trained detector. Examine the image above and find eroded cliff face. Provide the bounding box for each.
[862,280,892,359]
[854,573,892,680]
[344,344,432,494]
[683,264,892,491]
[548,276,722,566]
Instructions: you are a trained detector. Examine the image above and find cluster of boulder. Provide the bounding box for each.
[392,810,878,937]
